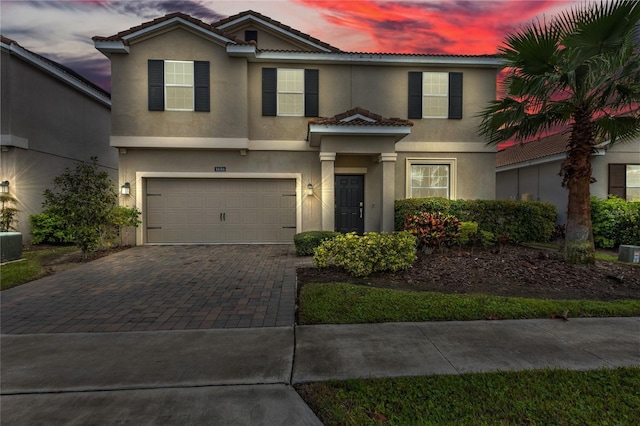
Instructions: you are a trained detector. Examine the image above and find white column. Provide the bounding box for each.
[320,152,336,232]
[379,153,397,233]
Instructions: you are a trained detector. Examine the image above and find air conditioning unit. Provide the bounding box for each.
[618,245,640,264]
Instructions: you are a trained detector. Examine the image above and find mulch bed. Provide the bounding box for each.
[297,245,640,301]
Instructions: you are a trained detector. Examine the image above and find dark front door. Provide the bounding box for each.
[335,175,364,234]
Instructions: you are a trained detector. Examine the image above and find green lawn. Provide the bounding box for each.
[298,283,640,324]
[296,367,640,425]
[1,246,78,290]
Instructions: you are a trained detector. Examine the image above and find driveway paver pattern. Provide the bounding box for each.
[1,245,311,334]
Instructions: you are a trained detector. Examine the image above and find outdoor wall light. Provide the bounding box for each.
[0,181,9,194]
[121,182,131,195]
[306,183,314,196]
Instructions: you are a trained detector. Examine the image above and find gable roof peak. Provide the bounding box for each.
[310,106,414,127]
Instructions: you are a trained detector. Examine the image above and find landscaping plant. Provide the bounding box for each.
[591,196,640,248]
[313,232,417,277]
[0,194,19,232]
[403,212,461,252]
[293,231,339,256]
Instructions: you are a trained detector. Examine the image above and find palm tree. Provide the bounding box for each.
[479,0,640,264]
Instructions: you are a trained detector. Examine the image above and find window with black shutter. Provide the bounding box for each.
[262,68,318,117]
[609,164,626,199]
[408,71,463,119]
[147,60,210,112]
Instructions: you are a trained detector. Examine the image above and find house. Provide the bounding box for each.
[93,11,503,245]
[0,36,115,243]
[496,132,640,224]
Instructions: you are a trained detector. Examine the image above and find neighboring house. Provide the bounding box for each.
[93,11,503,245]
[496,132,640,224]
[1,35,115,243]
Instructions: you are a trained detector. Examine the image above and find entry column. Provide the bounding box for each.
[320,152,336,232]
[379,153,397,232]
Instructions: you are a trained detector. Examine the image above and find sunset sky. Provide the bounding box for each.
[2,0,591,91]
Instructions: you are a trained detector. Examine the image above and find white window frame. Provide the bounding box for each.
[406,158,457,199]
[422,72,448,119]
[165,60,194,112]
[627,164,640,201]
[277,68,304,117]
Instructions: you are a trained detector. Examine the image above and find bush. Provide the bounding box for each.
[29,211,73,244]
[314,231,417,277]
[395,198,556,243]
[591,196,640,248]
[404,212,461,251]
[294,231,340,256]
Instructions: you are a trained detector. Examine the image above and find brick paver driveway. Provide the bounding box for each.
[1,245,311,334]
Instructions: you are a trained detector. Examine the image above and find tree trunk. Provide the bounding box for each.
[562,112,596,264]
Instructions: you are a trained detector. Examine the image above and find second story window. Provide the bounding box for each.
[165,61,194,111]
[262,68,319,117]
[148,59,210,112]
[408,71,463,120]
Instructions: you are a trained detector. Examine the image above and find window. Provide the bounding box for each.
[245,30,258,43]
[262,68,319,117]
[165,61,193,110]
[278,69,304,116]
[148,60,210,112]
[408,72,463,119]
[609,164,640,201]
[406,158,457,199]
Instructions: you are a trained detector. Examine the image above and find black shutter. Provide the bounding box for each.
[305,69,319,117]
[448,72,463,119]
[148,60,164,111]
[408,72,422,119]
[609,164,627,199]
[262,68,277,116]
[194,61,210,112]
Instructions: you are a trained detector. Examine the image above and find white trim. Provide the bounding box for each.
[379,153,398,162]
[216,15,334,53]
[341,114,376,123]
[248,140,317,151]
[111,136,249,149]
[93,41,129,55]
[1,135,29,150]
[405,158,457,199]
[135,172,302,245]
[250,51,504,68]
[396,141,496,153]
[122,17,234,45]
[308,123,411,146]
[2,41,111,107]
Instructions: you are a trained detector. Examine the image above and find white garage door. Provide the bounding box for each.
[146,178,297,243]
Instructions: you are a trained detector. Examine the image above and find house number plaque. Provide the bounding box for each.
[214,166,226,172]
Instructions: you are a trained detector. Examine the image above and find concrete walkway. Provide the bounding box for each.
[2,318,639,425]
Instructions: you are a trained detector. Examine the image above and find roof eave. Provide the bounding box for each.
[94,41,129,57]
[308,124,412,146]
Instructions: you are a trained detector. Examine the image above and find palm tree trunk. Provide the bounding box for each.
[563,111,596,264]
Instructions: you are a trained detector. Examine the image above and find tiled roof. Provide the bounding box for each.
[496,132,569,168]
[309,107,414,127]
[213,10,342,52]
[1,34,110,99]
[92,12,244,44]
[257,49,498,59]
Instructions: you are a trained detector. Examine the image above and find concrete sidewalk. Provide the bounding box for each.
[2,318,639,425]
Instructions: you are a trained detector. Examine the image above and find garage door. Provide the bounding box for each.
[146,178,297,243]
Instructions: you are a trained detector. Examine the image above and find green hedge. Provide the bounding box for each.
[314,231,417,277]
[591,196,640,248]
[395,198,557,243]
[293,231,340,256]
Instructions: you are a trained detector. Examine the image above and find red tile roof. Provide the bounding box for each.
[309,107,413,127]
[213,10,342,52]
[92,12,244,44]
[496,132,569,167]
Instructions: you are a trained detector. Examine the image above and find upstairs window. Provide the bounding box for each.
[148,60,210,112]
[262,68,319,117]
[408,72,463,119]
[245,30,258,43]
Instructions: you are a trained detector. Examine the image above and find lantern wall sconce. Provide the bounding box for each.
[121,182,131,195]
[0,181,9,194]
[306,183,314,196]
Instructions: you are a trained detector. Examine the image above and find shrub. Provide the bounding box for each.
[294,231,340,256]
[591,196,640,248]
[459,222,478,246]
[0,194,19,232]
[404,212,461,251]
[314,231,417,277]
[395,198,556,243]
[30,211,73,244]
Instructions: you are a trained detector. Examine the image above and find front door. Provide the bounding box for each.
[335,175,364,234]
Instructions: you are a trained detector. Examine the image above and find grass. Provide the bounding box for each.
[0,246,78,290]
[298,283,640,324]
[296,367,640,425]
